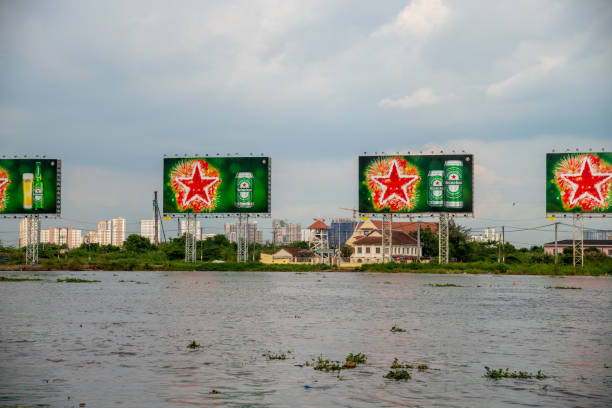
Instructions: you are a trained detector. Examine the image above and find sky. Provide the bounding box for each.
[1,0,611,247]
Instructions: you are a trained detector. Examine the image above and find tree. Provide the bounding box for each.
[124,234,153,252]
[411,227,438,258]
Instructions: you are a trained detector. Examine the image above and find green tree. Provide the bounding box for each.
[124,234,153,252]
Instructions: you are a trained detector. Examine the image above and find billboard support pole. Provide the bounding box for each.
[572,214,584,267]
[438,213,449,264]
[25,215,40,265]
[554,222,558,265]
[236,214,249,263]
[184,214,197,263]
[417,222,421,262]
[382,214,392,263]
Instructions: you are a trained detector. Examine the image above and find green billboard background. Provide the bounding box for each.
[546,152,612,214]
[359,155,473,214]
[163,157,270,214]
[0,159,60,215]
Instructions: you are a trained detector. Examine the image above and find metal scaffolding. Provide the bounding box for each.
[184,214,197,263]
[236,214,249,263]
[438,213,449,264]
[381,214,392,263]
[572,214,584,267]
[309,221,330,263]
[25,215,40,265]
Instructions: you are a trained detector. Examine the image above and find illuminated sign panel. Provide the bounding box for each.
[546,152,612,214]
[163,157,270,215]
[0,159,61,216]
[359,155,473,215]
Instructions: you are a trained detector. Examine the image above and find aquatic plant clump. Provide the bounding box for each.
[425,283,463,287]
[384,370,411,380]
[545,286,581,290]
[56,278,100,283]
[186,340,200,349]
[0,276,43,282]
[314,357,343,372]
[390,325,406,332]
[345,353,367,364]
[267,353,287,360]
[484,366,546,380]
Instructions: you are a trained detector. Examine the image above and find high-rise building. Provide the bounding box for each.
[84,231,97,244]
[179,219,201,240]
[18,217,39,248]
[40,227,82,249]
[110,217,126,246]
[225,221,263,245]
[96,217,126,246]
[329,219,354,248]
[140,219,161,244]
[272,219,302,246]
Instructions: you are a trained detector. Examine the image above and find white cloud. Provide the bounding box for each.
[378,88,450,109]
[372,0,450,38]
[486,56,566,98]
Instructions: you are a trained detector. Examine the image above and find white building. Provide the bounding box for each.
[40,227,82,249]
[179,219,201,240]
[225,221,263,245]
[272,219,302,246]
[470,227,501,243]
[96,217,126,246]
[301,229,313,243]
[350,230,421,263]
[140,219,161,244]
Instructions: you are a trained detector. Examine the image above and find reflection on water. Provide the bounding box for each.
[1,272,611,407]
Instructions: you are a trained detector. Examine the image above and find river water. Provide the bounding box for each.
[1,271,611,407]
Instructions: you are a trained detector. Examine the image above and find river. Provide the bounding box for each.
[1,271,611,407]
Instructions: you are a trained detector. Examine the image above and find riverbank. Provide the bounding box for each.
[0,260,609,275]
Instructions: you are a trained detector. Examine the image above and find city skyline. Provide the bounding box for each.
[1,0,611,246]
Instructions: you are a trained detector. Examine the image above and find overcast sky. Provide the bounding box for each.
[1,0,611,246]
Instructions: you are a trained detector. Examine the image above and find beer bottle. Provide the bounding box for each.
[33,161,43,210]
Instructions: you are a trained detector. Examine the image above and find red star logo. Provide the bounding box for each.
[561,157,612,206]
[370,160,419,206]
[175,161,220,207]
[0,178,8,190]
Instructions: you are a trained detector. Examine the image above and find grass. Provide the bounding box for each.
[425,283,463,287]
[56,277,100,283]
[186,340,200,349]
[484,366,546,380]
[545,286,581,290]
[390,325,406,333]
[0,276,43,282]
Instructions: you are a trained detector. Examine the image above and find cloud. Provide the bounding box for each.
[372,0,450,38]
[378,88,450,109]
[486,56,566,98]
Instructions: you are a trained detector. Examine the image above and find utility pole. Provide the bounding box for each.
[153,191,159,245]
[501,226,505,263]
[417,222,421,262]
[554,222,558,265]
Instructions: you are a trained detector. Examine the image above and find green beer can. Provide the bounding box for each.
[235,172,254,208]
[444,160,463,208]
[427,170,444,207]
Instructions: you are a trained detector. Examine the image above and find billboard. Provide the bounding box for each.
[0,158,61,216]
[163,156,270,215]
[359,154,473,215]
[546,152,612,214]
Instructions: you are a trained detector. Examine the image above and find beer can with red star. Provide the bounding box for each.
[235,172,254,208]
[444,160,463,208]
[427,170,444,207]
